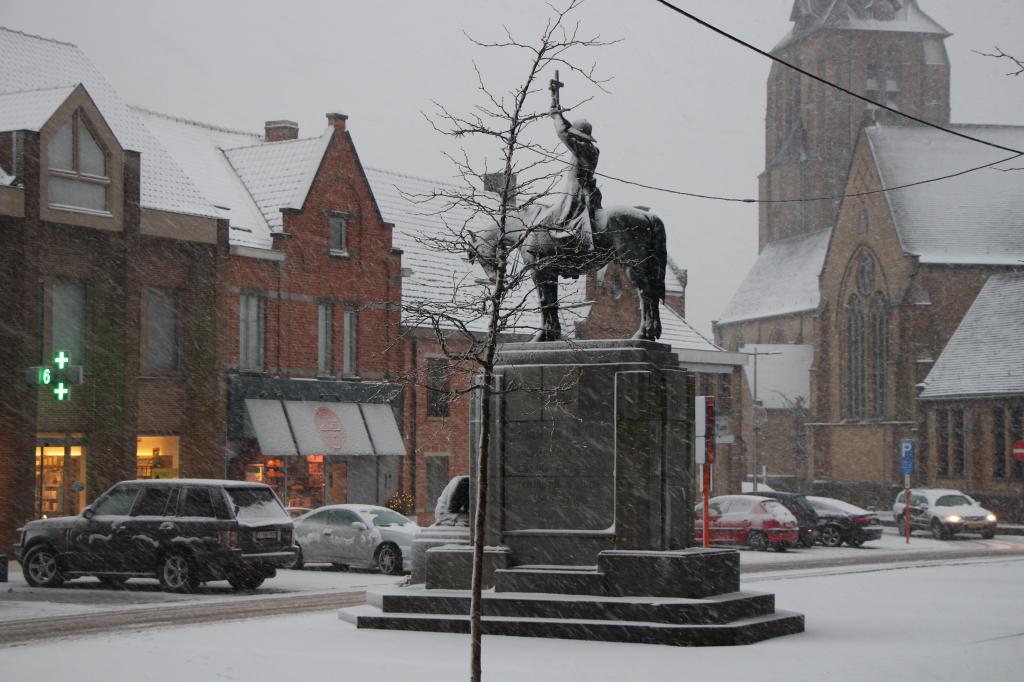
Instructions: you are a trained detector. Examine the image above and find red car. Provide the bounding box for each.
[694,495,800,551]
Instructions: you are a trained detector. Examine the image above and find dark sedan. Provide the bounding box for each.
[806,495,884,547]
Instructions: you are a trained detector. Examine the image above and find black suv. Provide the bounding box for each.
[15,479,297,592]
[743,491,819,548]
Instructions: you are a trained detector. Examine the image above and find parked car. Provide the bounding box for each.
[292,504,421,574]
[742,491,819,547]
[694,495,800,551]
[806,496,883,547]
[893,488,997,540]
[15,479,297,592]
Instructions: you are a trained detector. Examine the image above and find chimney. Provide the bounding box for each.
[264,120,298,142]
[326,112,348,132]
[483,171,518,209]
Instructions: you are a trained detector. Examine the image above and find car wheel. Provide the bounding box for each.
[158,552,199,593]
[820,525,843,548]
[228,572,265,591]
[292,547,304,570]
[981,531,995,540]
[22,545,65,588]
[98,575,129,588]
[930,519,950,541]
[375,543,403,574]
[846,538,865,548]
[747,531,769,552]
[799,534,815,549]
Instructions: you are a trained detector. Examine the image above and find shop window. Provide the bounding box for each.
[239,293,265,370]
[136,435,180,479]
[343,308,357,376]
[427,357,451,418]
[427,454,450,510]
[34,434,87,519]
[318,302,333,376]
[145,287,179,373]
[47,110,109,212]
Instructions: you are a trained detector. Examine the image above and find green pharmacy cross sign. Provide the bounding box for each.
[26,350,84,401]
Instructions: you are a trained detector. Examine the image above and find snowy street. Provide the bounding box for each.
[1,552,1021,681]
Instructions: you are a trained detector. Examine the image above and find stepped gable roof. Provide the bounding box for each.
[867,124,1024,265]
[222,130,333,234]
[717,228,831,325]
[920,273,1024,400]
[776,1,949,52]
[0,26,217,219]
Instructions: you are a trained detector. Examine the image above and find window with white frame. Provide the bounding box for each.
[329,215,348,254]
[146,287,179,373]
[48,110,109,212]
[317,302,333,376]
[239,293,265,370]
[343,308,357,376]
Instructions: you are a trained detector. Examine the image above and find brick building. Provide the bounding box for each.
[715,1,1024,515]
[0,28,228,550]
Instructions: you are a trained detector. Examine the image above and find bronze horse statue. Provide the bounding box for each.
[468,203,667,342]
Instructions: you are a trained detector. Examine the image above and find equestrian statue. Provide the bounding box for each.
[468,73,667,342]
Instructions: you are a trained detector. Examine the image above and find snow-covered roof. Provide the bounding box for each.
[867,124,1024,266]
[717,229,830,325]
[223,130,333,233]
[919,273,1024,400]
[659,305,720,353]
[0,27,218,219]
[0,84,77,132]
[133,108,269,248]
[776,0,949,52]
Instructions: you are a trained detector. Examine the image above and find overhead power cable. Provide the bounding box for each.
[652,0,1024,156]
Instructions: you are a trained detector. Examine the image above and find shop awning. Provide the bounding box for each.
[281,401,406,457]
[244,399,298,457]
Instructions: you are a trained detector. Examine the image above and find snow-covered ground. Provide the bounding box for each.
[1,555,1021,681]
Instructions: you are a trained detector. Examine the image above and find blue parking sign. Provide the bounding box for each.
[899,439,915,474]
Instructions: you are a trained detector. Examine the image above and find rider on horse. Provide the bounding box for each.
[547,73,602,277]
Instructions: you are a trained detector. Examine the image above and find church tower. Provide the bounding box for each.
[759,0,950,251]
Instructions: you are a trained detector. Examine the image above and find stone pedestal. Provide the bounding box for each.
[343,340,804,646]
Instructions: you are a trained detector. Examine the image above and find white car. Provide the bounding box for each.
[893,488,997,540]
[292,504,420,574]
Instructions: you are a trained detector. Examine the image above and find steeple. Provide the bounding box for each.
[758,0,951,251]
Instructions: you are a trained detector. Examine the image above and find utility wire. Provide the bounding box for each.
[653,0,1024,156]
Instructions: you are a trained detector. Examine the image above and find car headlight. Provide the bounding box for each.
[944,515,962,523]
[986,514,997,522]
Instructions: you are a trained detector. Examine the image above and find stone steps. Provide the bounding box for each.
[339,601,805,647]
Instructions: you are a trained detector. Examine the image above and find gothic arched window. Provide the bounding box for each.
[846,294,865,418]
[870,293,889,417]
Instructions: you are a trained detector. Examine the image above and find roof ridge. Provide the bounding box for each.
[223,131,326,152]
[0,25,77,48]
[130,105,261,139]
[0,83,80,97]
[364,165,464,189]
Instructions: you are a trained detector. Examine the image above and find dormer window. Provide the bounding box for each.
[47,110,109,212]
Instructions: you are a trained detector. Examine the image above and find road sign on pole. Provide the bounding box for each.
[1013,439,1024,463]
[899,439,915,475]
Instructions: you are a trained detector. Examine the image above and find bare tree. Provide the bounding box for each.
[396,2,615,679]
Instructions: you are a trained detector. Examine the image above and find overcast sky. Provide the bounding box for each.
[3,0,1023,336]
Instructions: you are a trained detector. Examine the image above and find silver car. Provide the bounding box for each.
[292,504,420,574]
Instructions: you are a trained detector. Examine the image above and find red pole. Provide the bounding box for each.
[904,486,911,544]
[702,397,715,549]
[702,464,710,548]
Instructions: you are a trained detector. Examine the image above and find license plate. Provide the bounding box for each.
[255,530,278,540]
